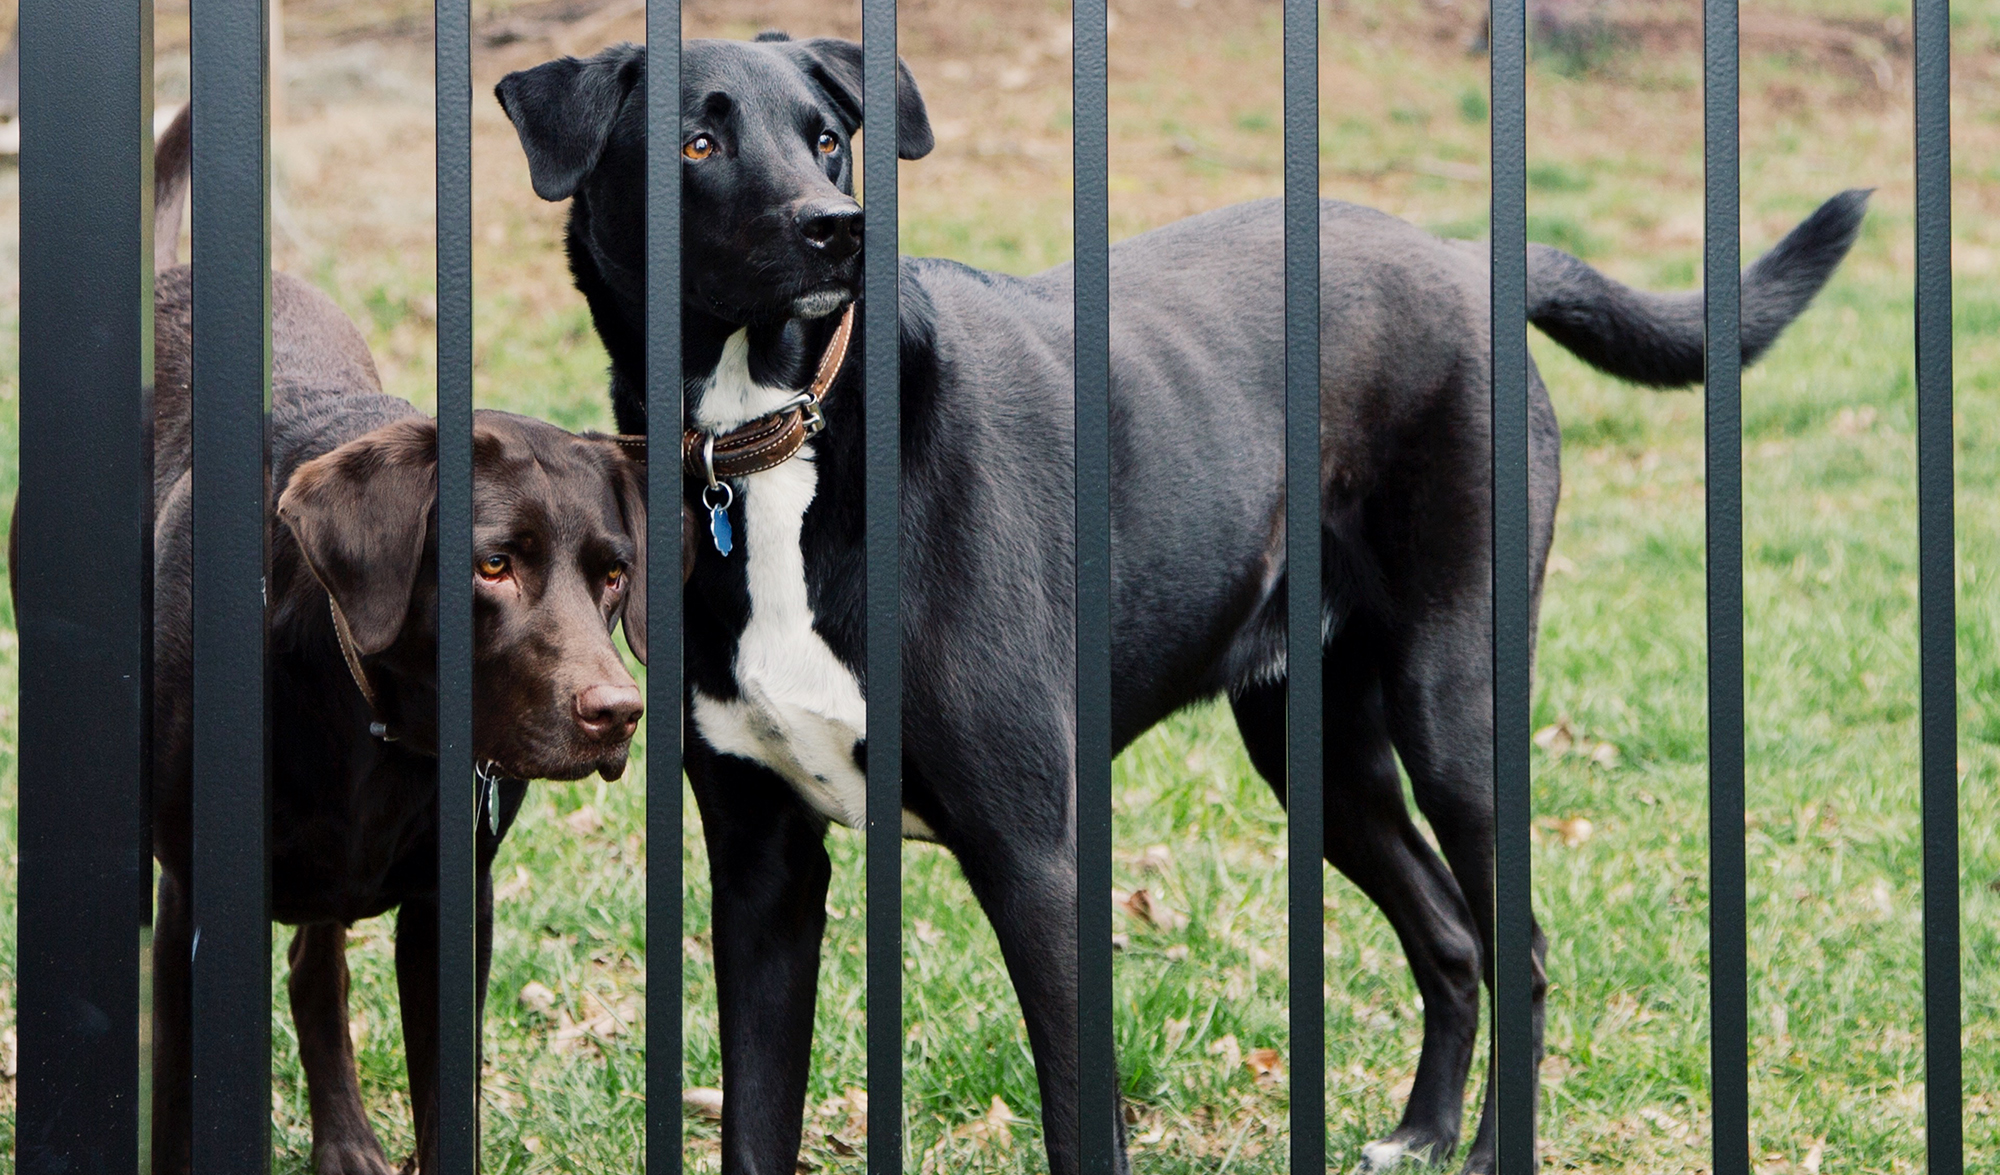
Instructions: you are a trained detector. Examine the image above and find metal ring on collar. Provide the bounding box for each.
[702,432,721,490]
[702,481,734,513]
[776,390,827,437]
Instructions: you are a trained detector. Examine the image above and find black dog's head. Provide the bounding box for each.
[277,411,651,782]
[495,34,933,328]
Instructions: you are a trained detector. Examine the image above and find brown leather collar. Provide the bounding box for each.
[681,303,855,484]
[599,304,856,477]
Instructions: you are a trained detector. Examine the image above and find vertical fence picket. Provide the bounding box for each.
[1071,0,1114,1170]
[1281,0,1325,1169]
[188,0,274,1164]
[435,0,479,1163]
[1488,1,1536,1172]
[1913,1,1963,1171]
[645,2,685,1172]
[14,0,153,1166]
[862,1,905,1171]
[1701,5,1749,1174]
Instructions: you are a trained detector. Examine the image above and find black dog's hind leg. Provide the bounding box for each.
[1232,656,1485,1172]
[687,746,834,1175]
[1381,610,1549,1175]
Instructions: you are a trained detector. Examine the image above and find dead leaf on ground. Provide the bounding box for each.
[1116,887,1188,931]
[1536,815,1595,847]
[912,919,944,946]
[564,804,604,835]
[684,1086,725,1120]
[518,981,558,1015]
[1207,1033,1241,1076]
[1244,1046,1285,1087]
[495,864,533,902]
[1533,717,1620,769]
[1803,1137,1826,1175]
[952,1095,1023,1150]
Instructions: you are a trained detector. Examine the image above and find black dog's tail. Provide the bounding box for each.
[154,102,192,272]
[1526,188,1869,389]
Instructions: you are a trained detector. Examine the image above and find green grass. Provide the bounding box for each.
[3,1,1999,1170]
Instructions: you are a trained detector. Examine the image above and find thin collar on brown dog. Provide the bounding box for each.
[326,596,396,741]
[680,303,856,484]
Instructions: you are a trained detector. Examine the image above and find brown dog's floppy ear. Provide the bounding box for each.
[608,451,649,664]
[277,417,438,656]
[787,38,935,161]
[495,44,644,201]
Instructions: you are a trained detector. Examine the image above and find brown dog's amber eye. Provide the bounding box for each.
[816,130,840,155]
[477,554,511,581]
[683,134,716,161]
[606,567,626,592]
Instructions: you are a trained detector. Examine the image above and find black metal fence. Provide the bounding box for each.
[10,0,1963,1172]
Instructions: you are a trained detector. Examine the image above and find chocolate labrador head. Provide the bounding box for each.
[277,409,652,782]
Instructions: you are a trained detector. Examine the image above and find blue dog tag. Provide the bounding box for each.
[710,503,733,556]
[702,481,735,557]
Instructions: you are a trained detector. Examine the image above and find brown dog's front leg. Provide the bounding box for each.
[394,870,497,1174]
[394,896,441,1173]
[152,870,194,1175]
[289,922,396,1174]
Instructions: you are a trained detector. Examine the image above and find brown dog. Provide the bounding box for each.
[137,105,657,1173]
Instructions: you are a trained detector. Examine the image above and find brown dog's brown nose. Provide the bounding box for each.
[575,683,643,741]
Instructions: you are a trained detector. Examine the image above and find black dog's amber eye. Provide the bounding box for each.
[683,134,716,161]
[816,130,840,155]
[477,554,511,581]
[605,566,626,592]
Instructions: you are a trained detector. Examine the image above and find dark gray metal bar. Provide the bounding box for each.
[1488,1,1535,1172]
[1073,0,1114,1170]
[436,0,479,1162]
[862,0,904,1170]
[645,3,685,1171]
[189,0,274,1164]
[1913,1,1963,1171]
[14,0,153,1166]
[1282,0,1324,1169]
[1701,4,1748,1173]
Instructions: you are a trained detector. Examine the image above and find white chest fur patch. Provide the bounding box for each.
[689,331,934,840]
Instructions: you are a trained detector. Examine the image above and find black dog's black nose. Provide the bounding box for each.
[797,201,862,256]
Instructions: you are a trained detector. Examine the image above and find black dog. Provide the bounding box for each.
[498,36,1862,1174]
[135,107,652,1174]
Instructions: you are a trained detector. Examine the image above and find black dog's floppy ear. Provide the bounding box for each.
[788,37,935,161]
[607,448,649,664]
[277,417,439,656]
[495,44,644,201]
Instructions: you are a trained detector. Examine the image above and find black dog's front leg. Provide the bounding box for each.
[688,746,833,1175]
[396,864,498,1173]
